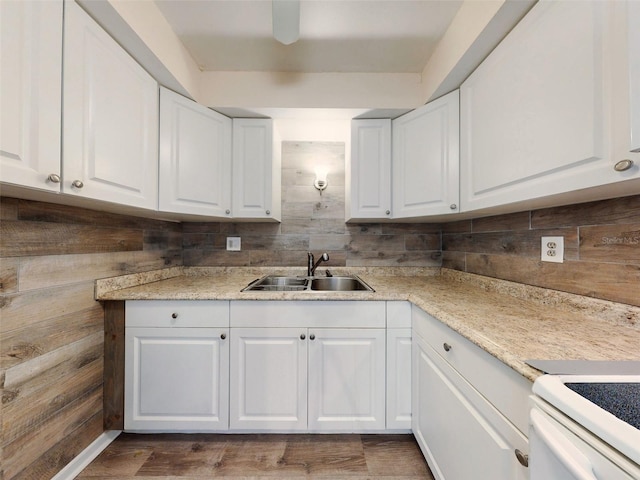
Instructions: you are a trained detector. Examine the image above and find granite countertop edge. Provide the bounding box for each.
[95,267,640,383]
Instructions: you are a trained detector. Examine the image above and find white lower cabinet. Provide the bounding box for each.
[412,305,530,480]
[229,326,386,432]
[125,301,230,432]
[386,301,412,430]
[229,300,387,432]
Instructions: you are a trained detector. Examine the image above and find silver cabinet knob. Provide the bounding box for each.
[614,159,634,172]
[385,210,391,215]
[443,343,452,352]
[71,180,84,189]
[450,204,457,210]
[515,449,529,467]
[266,210,271,215]
[300,333,306,340]
[47,173,61,183]
[309,334,316,341]
[220,333,226,340]
[171,313,178,319]
[225,209,231,215]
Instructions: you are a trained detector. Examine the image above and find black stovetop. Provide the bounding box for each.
[566,382,640,430]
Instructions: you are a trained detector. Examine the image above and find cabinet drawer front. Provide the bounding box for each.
[412,305,531,434]
[126,300,229,327]
[230,301,386,328]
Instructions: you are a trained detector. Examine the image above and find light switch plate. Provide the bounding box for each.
[541,236,564,263]
[226,237,241,251]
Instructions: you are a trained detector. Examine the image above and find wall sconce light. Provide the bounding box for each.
[314,166,328,194]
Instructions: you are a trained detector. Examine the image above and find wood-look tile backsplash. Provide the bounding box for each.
[182,142,442,269]
[442,195,640,307]
[0,198,182,480]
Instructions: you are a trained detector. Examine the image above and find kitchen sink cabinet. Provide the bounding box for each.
[0,0,62,193]
[63,1,159,210]
[229,325,386,432]
[392,91,460,219]
[412,305,530,480]
[229,301,387,432]
[460,0,640,214]
[124,301,230,432]
[347,119,392,220]
[159,87,232,217]
[232,119,281,221]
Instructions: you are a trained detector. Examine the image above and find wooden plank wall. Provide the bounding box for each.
[0,197,182,480]
[183,142,443,268]
[442,195,640,307]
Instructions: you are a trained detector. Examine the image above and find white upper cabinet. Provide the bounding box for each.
[0,0,62,192]
[347,119,392,220]
[392,91,460,219]
[159,87,232,217]
[460,0,640,213]
[232,119,281,221]
[63,1,158,210]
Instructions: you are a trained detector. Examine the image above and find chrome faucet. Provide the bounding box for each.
[307,252,329,276]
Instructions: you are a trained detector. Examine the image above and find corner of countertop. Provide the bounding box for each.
[94,266,185,299]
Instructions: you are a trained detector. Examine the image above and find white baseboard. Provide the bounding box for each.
[51,430,122,480]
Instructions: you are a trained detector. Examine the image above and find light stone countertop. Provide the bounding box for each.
[95,267,640,383]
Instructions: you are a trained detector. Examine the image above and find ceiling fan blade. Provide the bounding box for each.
[272,0,300,45]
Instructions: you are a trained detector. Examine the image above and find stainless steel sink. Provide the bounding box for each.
[242,274,374,292]
[309,277,373,291]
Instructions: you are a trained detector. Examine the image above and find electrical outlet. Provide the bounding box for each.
[226,237,241,251]
[541,236,564,263]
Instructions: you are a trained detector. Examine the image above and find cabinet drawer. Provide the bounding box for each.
[412,305,532,434]
[126,300,229,328]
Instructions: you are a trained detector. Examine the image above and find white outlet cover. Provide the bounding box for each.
[541,236,564,263]
[226,237,241,251]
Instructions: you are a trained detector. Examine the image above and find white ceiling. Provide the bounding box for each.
[153,0,464,74]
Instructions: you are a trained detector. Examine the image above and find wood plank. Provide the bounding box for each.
[382,223,442,234]
[531,195,640,228]
[405,234,441,251]
[441,219,471,234]
[16,198,181,232]
[2,354,102,444]
[347,251,441,267]
[579,224,640,264]
[472,211,530,232]
[3,388,102,479]
[465,253,640,307]
[143,230,183,251]
[3,332,102,391]
[443,228,579,260]
[1,305,103,370]
[362,434,433,477]
[442,251,466,271]
[0,256,19,294]
[12,413,103,480]
[0,197,19,220]
[104,301,125,430]
[0,220,143,257]
[0,282,97,334]
[17,251,181,292]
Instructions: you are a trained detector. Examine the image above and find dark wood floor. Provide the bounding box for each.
[78,433,435,479]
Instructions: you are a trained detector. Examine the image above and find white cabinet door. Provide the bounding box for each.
[308,328,386,431]
[159,87,232,217]
[0,0,62,192]
[63,1,158,209]
[347,119,392,220]
[232,119,280,220]
[386,328,412,430]
[230,328,307,431]
[392,91,460,218]
[460,0,640,213]
[412,334,528,480]
[125,327,229,432]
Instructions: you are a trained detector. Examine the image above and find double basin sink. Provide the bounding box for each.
[242,274,374,292]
